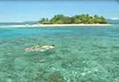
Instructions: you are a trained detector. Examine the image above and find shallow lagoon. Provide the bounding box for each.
[0,26,119,82]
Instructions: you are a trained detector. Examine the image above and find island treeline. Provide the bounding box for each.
[39,14,107,24]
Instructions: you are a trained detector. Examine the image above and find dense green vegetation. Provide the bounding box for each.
[39,14,107,24]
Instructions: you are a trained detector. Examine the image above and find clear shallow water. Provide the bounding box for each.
[0,26,119,82]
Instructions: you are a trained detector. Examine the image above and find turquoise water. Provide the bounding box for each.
[0,26,119,82]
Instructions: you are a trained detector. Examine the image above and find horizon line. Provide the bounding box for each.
[0,18,119,23]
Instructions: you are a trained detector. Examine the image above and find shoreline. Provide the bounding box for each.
[38,24,111,27]
[0,24,111,28]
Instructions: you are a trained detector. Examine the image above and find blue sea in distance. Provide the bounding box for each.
[0,25,119,82]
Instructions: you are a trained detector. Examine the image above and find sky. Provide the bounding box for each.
[0,0,119,22]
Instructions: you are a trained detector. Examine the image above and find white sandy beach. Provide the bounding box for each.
[0,24,111,28]
[38,24,111,27]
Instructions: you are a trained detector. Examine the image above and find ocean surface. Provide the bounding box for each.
[0,26,119,82]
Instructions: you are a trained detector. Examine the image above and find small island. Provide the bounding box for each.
[39,14,107,24]
[38,14,110,27]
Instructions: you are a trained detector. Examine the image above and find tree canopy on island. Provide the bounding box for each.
[39,14,107,24]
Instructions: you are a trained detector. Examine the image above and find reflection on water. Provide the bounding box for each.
[0,26,119,82]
